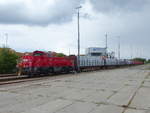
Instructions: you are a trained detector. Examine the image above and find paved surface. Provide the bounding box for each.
[0,65,150,113]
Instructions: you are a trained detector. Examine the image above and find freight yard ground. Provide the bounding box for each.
[0,65,150,113]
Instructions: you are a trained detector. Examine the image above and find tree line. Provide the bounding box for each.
[0,48,19,74]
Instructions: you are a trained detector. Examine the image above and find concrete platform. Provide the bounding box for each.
[0,65,150,113]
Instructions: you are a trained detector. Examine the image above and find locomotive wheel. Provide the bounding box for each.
[49,68,54,73]
[27,73,34,78]
[61,67,65,72]
[66,67,70,73]
[65,67,70,73]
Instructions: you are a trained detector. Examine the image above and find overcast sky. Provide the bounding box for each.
[0,0,150,59]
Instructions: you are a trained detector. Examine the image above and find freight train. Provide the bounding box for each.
[17,50,144,77]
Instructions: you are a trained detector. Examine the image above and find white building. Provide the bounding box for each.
[86,47,107,56]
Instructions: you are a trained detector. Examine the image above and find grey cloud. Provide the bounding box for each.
[90,0,149,13]
[0,0,85,26]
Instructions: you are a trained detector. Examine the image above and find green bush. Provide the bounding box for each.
[56,53,66,57]
[132,58,146,63]
[0,48,19,74]
[146,59,150,64]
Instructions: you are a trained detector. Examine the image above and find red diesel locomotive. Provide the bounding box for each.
[17,51,74,76]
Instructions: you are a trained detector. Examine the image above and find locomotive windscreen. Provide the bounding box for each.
[33,51,44,56]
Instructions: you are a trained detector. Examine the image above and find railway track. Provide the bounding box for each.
[0,74,54,86]
[0,76,48,86]
[0,74,27,85]
[0,74,17,78]
[0,73,75,86]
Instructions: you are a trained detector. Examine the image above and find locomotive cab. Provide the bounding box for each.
[17,51,49,76]
[17,54,33,76]
[31,51,50,75]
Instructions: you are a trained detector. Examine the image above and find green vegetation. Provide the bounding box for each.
[132,58,150,64]
[0,48,19,74]
[56,53,66,57]
[132,58,146,63]
[146,59,150,64]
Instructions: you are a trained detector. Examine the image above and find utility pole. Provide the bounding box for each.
[69,48,70,56]
[76,6,82,72]
[130,45,133,59]
[118,36,120,59]
[5,33,8,48]
[105,33,108,52]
